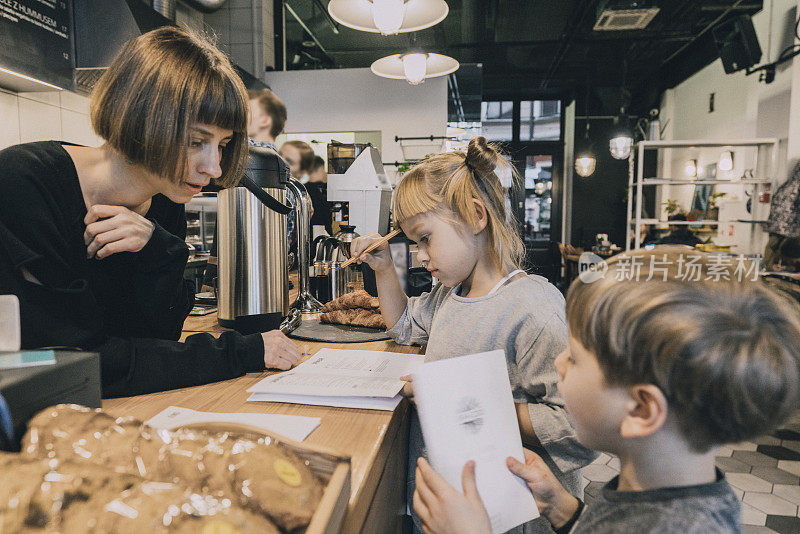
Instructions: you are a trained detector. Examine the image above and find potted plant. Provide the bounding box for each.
[663,199,681,217]
[705,192,727,220]
[686,208,704,222]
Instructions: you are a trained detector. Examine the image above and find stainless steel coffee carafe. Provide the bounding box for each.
[217,146,293,334]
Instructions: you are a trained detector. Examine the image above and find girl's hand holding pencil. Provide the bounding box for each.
[348,229,401,273]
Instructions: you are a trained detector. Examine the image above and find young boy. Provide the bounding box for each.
[413,248,800,534]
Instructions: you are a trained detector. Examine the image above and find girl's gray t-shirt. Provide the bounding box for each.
[390,274,596,473]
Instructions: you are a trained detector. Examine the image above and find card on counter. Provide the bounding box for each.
[145,406,321,442]
[0,350,57,370]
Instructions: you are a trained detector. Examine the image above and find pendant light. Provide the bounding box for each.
[574,123,596,177]
[609,110,633,160]
[685,159,698,178]
[328,0,449,35]
[718,150,734,172]
[371,52,459,85]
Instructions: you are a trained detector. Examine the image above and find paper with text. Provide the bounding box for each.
[247,348,424,398]
[145,406,321,442]
[413,350,539,533]
[247,392,403,411]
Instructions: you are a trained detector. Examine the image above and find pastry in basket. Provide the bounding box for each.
[22,404,143,472]
[320,289,380,312]
[230,436,324,532]
[0,456,139,532]
[28,462,139,530]
[154,428,236,497]
[11,405,329,533]
[76,482,280,534]
[0,455,51,532]
[320,307,386,328]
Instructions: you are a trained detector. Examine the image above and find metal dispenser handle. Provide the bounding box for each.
[286,179,323,313]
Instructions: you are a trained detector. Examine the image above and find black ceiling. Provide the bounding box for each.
[278,1,765,115]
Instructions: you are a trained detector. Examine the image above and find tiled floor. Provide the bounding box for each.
[581,422,800,534]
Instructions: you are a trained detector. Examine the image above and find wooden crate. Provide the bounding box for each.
[183,422,351,534]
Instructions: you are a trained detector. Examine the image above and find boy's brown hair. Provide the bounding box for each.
[566,247,800,452]
[248,89,287,139]
[91,26,249,188]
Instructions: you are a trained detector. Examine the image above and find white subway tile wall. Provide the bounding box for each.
[0,88,102,151]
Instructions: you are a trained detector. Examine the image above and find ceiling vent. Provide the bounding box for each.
[593,7,660,31]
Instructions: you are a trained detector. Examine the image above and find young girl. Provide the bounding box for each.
[350,136,597,533]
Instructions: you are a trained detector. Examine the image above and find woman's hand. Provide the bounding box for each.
[260,330,301,370]
[400,375,414,404]
[84,205,155,259]
[414,458,491,534]
[350,234,394,273]
[506,449,579,529]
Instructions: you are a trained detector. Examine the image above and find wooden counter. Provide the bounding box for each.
[102,310,421,533]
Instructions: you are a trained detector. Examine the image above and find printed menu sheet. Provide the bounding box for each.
[413,350,540,533]
[247,348,424,398]
[145,406,321,442]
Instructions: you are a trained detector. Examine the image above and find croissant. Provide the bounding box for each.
[320,308,386,329]
[320,290,380,312]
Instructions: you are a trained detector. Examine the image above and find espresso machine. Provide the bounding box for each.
[217,145,309,334]
[326,145,392,236]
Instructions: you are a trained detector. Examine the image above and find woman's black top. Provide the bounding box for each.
[0,142,264,398]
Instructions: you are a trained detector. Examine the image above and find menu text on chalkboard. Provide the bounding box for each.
[0,0,74,89]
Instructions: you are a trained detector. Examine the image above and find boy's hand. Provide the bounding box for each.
[350,234,394,273]
[506,449,580,529]
[414,458,491,534]
[400,375,415,404]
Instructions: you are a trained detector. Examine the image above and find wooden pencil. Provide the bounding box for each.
[337,228,402,270]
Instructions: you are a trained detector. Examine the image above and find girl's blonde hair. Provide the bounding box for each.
[393,136,524,271]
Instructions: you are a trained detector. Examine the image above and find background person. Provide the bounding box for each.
[247,88,286,151]
[658,214,702,246]
[280,140,316,259]
[306,155,333,236]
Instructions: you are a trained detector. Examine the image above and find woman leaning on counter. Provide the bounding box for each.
[0,27,300,397]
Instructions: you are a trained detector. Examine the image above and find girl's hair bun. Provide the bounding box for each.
[465,136,499,175]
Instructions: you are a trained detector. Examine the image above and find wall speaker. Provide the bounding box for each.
[713,15,762,74]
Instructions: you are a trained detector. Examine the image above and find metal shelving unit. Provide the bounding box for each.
[626,138,779,253]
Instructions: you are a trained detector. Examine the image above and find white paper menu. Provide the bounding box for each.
[145,406,321,442]
[413,350,539,533]
[247,348,425,398]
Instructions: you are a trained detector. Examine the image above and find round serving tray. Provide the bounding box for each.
[287,317,391,343]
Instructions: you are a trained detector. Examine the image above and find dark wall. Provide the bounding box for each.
[570,119,630,249]
[570,118,659,250]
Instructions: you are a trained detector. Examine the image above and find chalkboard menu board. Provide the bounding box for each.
[0,0,74,89]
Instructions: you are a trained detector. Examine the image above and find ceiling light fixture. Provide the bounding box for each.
[371,52,459,85]
[574,123,596,177]
[609,111,633,160]
[328,0,448,35]
[718,150,734,172]
[402,53,427,84]
[685,159,698,178]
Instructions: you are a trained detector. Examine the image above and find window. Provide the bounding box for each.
[480,101,514,141]
[520,100,561,141]
[523,155,553,242]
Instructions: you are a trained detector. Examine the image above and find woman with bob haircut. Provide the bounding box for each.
[0,26,300,398]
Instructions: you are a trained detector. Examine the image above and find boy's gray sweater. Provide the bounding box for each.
[573,469,741,533]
